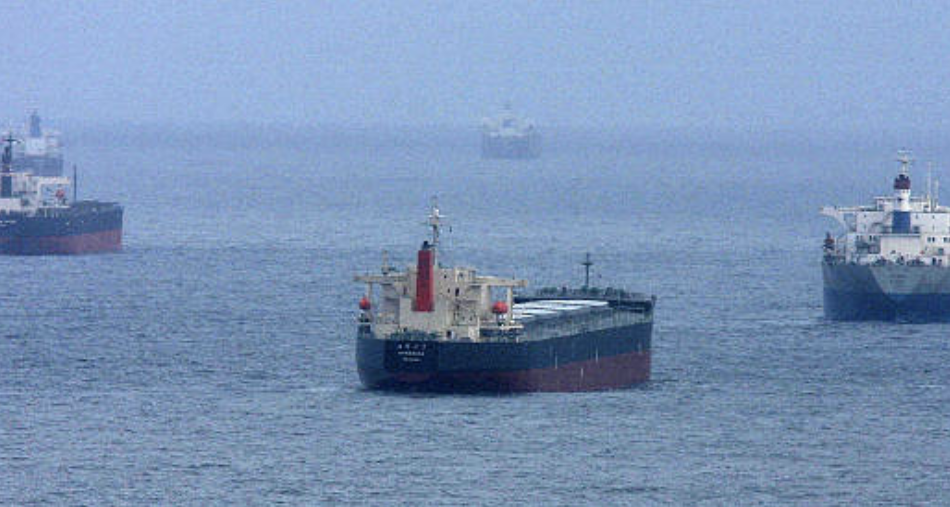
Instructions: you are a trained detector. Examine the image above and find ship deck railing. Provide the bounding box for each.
[828,256,950,267]
[379,328,526,343]
[517,287,655,313]
[520,286,651,302]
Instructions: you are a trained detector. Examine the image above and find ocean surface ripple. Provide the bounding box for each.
[2,129,949,505]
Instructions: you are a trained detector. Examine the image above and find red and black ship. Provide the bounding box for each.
[355,205,655,393]
[0,134,122,255]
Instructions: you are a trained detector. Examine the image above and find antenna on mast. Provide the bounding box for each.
[73,164,78,202]
[897,149,913,175]
[426,197,445,249]
[1,131,18,172]
[381,249,392,274]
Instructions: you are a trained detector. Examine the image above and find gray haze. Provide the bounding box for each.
[3,2,950,131]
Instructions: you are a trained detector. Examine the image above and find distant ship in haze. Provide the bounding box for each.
[480,104,540,159]
[10,111,64,177]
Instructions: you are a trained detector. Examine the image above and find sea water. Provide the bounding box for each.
[2,126,949,505]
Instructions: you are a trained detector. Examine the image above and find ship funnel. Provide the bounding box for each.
[414,241,435,312]
[414,201,445,312]
[29,111,41,138]
[892,152,913,233]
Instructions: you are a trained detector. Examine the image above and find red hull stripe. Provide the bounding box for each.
[374,350,651,392]
[0,229,122,255]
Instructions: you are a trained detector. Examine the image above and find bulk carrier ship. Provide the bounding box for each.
[822,153,950,321]
[355,204,655,392]
[0,134,122,255]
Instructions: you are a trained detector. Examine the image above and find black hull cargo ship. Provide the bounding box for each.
[0,135,122,255]
[355,206,655,393]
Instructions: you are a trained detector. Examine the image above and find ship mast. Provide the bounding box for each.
[897,150,912,177]
[426,199,444,249]
[582,252,593,290]
[927,162,934,210]
[1,133,13,171]
[1,133,17,199]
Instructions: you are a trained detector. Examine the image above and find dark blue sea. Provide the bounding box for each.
[3,126,950,505]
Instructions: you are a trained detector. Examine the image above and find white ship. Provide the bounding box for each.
[821,152,950,320]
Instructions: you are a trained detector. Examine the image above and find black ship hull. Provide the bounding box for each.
[0,202,123,255]
[357,322,652,393]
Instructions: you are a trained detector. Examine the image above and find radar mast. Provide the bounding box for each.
[426,198,445,249]
[582,252,593,290]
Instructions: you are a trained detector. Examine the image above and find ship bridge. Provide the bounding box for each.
[0,134,71,215]
[355,204,528,343]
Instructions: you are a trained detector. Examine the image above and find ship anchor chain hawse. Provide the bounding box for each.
[354,203,656,392]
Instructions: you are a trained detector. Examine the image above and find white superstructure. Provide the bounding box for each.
[0,135,71,215]
[355,203,528,342]
[821,153,950,266]
[6,111,64,176]
[481,105,536,139]
[0,173,70,215]
[17,112,60,157]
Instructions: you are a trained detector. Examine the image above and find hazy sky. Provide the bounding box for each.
[3,2,950,130]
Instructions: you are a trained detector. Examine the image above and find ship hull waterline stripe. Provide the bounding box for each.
[0,228,122,255]
[356,322,652,392]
